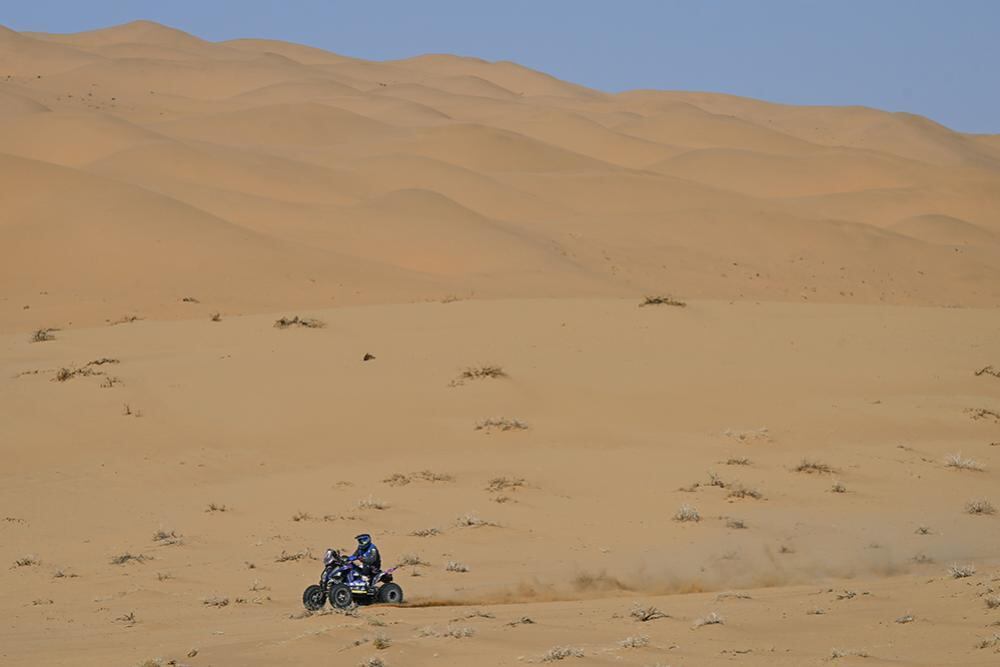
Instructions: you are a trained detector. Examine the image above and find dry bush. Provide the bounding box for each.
[794,459,835,474]
[275,548,312,563]
[966,499,996,515]
[619,635,649,648]
[156,572,173,581]
[417,625,475,639]
[110,552,148,565]
[707,472,726,488]
[976,634,1000,649]
[358,496,389,510]
[895,613,914,624]
[458,365,506,381]
[716,592,752,601]
[205,503,228,513]
[725,457,751,466]
[487,477,525,492]
[724,427,770,443]
[111,315,142,325]
[945,453,984,471]
[807,608,826,615]
[117,611,138,626]
[507,616,535,626]
[915,525,931,535]
[291,511,312,522]
[455,513,497,528]
[446,561,469,573]
[692,611,724,628]
[409,527,440,537]
[975,366,1000,378]
[397,554,429,567]
[630,605,668,622]
[359,658,386,667]
[830,481,847,493]
[210,312,222,322]
[414,470,453,482]
[152,529,182,545]
[372,633,391,650]
[727,484,762,500]
[475,417,528,432]
[725,517,747,529]
[274,315,325,329]
[122,403,142,417]
[382,473,410,486]
[967,408,1000,423]
[52,569,78,579]
[830,648,870,659]
[30,328,56,343]
[541,646,584,661]
[674,504,700,522]
[202,596,229,607]
[948,563,976,578]
[13,555,40,567]
[639,295,686,308]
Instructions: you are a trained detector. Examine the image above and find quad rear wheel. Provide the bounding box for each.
[302,584,326,611]
[377,582,403,604]
[328,583,354,609]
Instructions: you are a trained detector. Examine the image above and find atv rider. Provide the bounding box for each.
[347,533,381,586]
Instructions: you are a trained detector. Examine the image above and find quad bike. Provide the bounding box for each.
[302,548,403,610]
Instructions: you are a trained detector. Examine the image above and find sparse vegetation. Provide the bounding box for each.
[725,517,747,529]
[13,555,40,567]
[693,611,724,628]
[372,633,391,650]
[383,473,410,486]
[417,625,475,639]
[397,554,429,567]
[895,613,914,624]
[455,513,497,528]
[110,552,148,565]
[619,635,649,648]
[414,470,453,482]
[292,511,312,522]
[30,328,56,343]
[357,496,389,511]
[976,634,1000,650]
[915,525,931,535]
[475,417,528,432]
[630,605,668,622]
[724,427,770,443]
[457,365,506,381]
[639,295,686,308]
[507,616,535,626]
[359,658,386,667]
[967,408,1000,423]
[716,592,752,601]
[975,365,1000,378]
[274,315,325,329]
[487,476,525,492]
[275,548,312,562]
[52,569,78,579]
[152,529,182,545]
[156,572,173,581]
[541,646,584,661]
[794,459,835,474]
[948,563,976,578]
[446,561,469,572]
[116,611,137,626]
[409,527,440,537]
[945,453,984,471]
[205,503,228,513]
[830,648,870,659]
[202,596,229,607]
[985,595,1000,609]
[727,484,762,500]
[725,457,751,466]
[210,312,222,322]
[966,499,996,515]
[674,504,700,522]
[830,480,847,493]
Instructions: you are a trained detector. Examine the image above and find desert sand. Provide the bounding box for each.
[2,20,1000,667]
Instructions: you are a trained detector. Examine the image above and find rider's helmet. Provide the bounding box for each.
[323,548,338,566]
[355,533,372,549]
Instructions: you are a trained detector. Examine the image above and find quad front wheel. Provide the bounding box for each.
[302,584,326,611]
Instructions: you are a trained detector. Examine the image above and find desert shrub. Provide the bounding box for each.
[966,499,996,515]
[945,453,984,471]
[794,459,835,474]
[727,484,762,499]
[487,477,525,492]
[110,552,148,565]
[985,595,1000,609]
[205,503,228,513]
[948,563,976,578]
[275,549,312,562]
[725,457,751,465]
[830,648,870,659]
[13,555,40,567]
[724,427,770,443]
[357,496,389,511]
[725,517,747,529]
[674,504,700,522]
[974,366,1000,378]
[692,612,724,628]
[541,646,584,661]
[383,473,410,486]
[830,481,847,493]
[895,613,914,624]
[202,596,229,607]
[152,529,182,545]
[414,470,453,482]
[372,633,391,650]
[630,605,668,621]
[445,561,468,572]
[915,525,931,535]
[639,295,686,307]
[359,658,386,667]
[458,365,506,380]
[475,418,528,432]
[417,625,474,639]
[30,328,55,343]
[274,316,324,329]
[292,511,311,522]
[397,554,429,566]
[619,635,649,648]
[409,527,440,537]
[455,513,497,528]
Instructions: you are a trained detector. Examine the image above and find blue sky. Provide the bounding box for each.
[5,1,999,133]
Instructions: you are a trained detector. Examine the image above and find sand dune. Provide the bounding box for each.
[3,20,1000,667]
